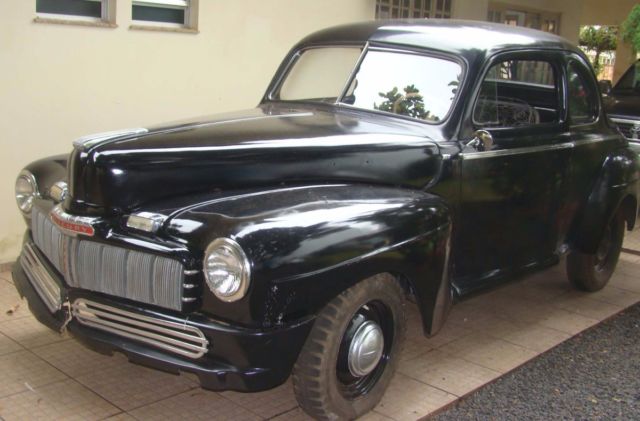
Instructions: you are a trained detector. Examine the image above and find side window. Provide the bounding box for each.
[473,59,559,128]
[567,61,598,124]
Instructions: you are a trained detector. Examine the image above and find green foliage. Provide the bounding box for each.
[622,4,640,53]
[579,25,618,75]
[375,85,438,121]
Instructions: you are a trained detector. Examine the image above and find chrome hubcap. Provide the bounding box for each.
[347,320,384,377]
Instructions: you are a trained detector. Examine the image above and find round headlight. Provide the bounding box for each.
[15,170,38,215]
[204,238,251,302]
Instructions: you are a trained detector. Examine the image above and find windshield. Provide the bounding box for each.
[275,47,463,123]
[615,60,640,91]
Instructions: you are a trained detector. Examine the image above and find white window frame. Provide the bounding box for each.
[131,0,198,30]
[35,0,116,26]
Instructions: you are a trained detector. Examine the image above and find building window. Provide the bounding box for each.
[375,0,452,19]
[35,0,115,25]
[487,2,560,35]
[132,0,197,29]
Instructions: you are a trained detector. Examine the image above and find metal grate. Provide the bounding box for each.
[20,242,62,313]
[31,206,184,311]
[72,298,208,359]
[611,118,639,140]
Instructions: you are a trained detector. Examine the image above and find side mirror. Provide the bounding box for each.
[598,80,612,96]
[465,130,494,151]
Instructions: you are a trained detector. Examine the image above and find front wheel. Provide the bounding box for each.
[292,274,406,420]
[567,211,625,292]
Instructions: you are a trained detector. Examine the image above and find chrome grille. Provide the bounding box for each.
[611,118,640,140]
[72,299,208,359]
[30,206,184,311]
[32,206,66,274]
[20,243,62,313]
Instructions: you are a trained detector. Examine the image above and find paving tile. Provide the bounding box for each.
[422,318,474,349]
[220,380,297,419]
[401,309,436,360]
[0,315,68,349]
[32,339,126,378]
[0,332,22,356]
[359,410,396,420]
[609,273,640,294]
[76,362,197,411]
[399,349,501,397]
[537,307,599,335]
[374,373,456,421]
[128,389,260,420]
[550,291,624,321]
[0,378,119,420]
[269,407,314,421]
[103,413,137,420]
[438,332,538,373]
[0,271,12,284]
[0,281,30,322]
[588,285,640,307]
[0,350,67,398]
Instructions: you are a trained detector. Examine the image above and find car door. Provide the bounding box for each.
[452,52,572,293]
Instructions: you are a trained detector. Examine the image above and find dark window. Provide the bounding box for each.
[615,61,640,90]
[474,60,559,128]
[36,0,102,19]
[375,0,451,19]
[567,61,598,124]
[132,6,184,24]
[132,1,190,25]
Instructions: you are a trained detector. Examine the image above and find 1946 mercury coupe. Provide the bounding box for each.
[11,20,640,419]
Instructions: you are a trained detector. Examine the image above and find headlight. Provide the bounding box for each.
[204,238,251,302]
[15,170,39,215]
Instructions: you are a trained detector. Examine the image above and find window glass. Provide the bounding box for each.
[36,0,102,19]
[567,61,598,124]
[279,48,362,103]
[276,48,462,123]
[615,61,640,90]
[347,51,461,123]
[474,60,558,128]
[132,0,189,25]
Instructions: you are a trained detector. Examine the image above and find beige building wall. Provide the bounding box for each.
[0,0,636,263]
[0,0,376,263]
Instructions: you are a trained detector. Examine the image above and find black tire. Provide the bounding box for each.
[567,211,625,292]
[292,274,406,420]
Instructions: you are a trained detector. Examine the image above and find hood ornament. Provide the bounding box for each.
[73,128,148,150]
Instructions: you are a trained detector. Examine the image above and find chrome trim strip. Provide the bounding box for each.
[72,299,208,359]
[73,128,148,150]
[611,117,640,125]
[20,243,62,313]
[460,142,574,160]
[50,204,100,237]
[183,269,199,275]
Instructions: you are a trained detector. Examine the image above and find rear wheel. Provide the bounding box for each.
[567,211,625,292]
[292,274,406,420]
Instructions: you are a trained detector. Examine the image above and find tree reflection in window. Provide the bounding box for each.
[375,85,440,122]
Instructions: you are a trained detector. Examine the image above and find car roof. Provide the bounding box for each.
[296,19,579,58]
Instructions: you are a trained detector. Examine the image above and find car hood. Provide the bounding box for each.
[604,91,640,119]
[65,103,445,215]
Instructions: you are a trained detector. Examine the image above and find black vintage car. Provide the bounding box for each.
[11,20,640,419]
[605,59,640,146]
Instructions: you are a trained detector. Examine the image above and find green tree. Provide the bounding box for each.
[375,85,438,121]
[622,4,640,53]
[579,25,617,76]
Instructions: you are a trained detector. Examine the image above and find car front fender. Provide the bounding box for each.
[166,184,452,335]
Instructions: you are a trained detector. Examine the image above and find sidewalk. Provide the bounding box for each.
[0,228,639,420]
